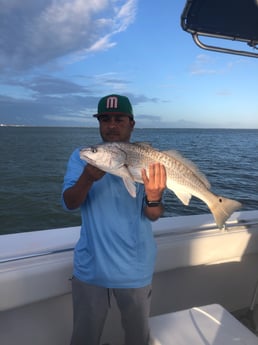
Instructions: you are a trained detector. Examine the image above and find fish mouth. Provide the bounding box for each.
[80,150,95,165]
[84,157,98,167]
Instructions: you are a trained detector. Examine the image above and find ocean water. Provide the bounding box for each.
[0,127,257,235]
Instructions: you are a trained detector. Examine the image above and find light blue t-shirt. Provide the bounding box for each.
[62,148,157,288]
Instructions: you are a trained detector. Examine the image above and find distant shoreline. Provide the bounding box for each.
[0,124,257,130]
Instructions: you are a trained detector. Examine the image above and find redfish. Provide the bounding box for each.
[80,142,241,228]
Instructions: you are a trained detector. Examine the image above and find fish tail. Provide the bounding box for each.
[209,196,242,229]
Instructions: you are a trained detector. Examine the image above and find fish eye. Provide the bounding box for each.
[91,147,97,153]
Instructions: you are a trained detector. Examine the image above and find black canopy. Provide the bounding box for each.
[181,0,258,57]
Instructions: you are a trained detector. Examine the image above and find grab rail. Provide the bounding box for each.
[0,247,74,264]
[1,217,257,264]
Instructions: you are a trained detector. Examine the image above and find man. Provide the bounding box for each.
[62,94,167,345]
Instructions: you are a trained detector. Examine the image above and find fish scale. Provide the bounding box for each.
[122,143,210,190]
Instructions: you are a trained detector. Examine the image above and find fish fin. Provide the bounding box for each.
[164,150,211,189]
[171,186,192,205]
[115,165,134,178]
[122,177,136,197]
[209,196,242,229]
[127,165,143,183]
[115,165,137,198]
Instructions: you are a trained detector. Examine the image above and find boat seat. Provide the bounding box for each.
[181,0,258,58]
[149,304,258,345]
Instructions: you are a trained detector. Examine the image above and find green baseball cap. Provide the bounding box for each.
[93,94,134,119]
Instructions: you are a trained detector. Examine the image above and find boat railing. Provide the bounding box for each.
[1,211,257,265]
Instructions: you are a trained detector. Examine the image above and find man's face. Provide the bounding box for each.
[98,114,135,142]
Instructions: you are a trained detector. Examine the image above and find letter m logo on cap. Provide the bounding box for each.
[94,94,134,118]
[106,96,118,109]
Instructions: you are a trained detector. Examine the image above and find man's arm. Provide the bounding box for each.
[63,164,105,210]
[141,163,167,221]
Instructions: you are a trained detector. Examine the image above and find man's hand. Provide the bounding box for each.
[85,164,106,182]
[141,163,167,202]
[141,163,167,221]
[63,164,105,210]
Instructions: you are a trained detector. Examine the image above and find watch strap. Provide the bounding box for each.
[145,196,162,207]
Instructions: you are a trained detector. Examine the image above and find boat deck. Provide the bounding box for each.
[233,307,258,336]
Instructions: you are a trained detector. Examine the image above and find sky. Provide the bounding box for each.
[0,0,257,128]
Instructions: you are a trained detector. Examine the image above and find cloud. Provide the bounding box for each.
[0,74,162,126]
[92,72,131,91]
[6,75,90,96]
[0,0,137,72]
[190,54,218,75]
[0,75,95,125]
[0,91,93,126]
[114,0,137,32]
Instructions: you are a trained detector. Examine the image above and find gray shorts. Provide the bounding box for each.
[70,276,152,345]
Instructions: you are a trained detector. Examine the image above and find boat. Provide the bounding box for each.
[1,1,258,344]
[1,211,258,344]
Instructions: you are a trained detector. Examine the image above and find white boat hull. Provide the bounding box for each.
[1,210,258,344]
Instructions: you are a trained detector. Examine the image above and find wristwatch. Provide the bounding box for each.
[145,196,162,207]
